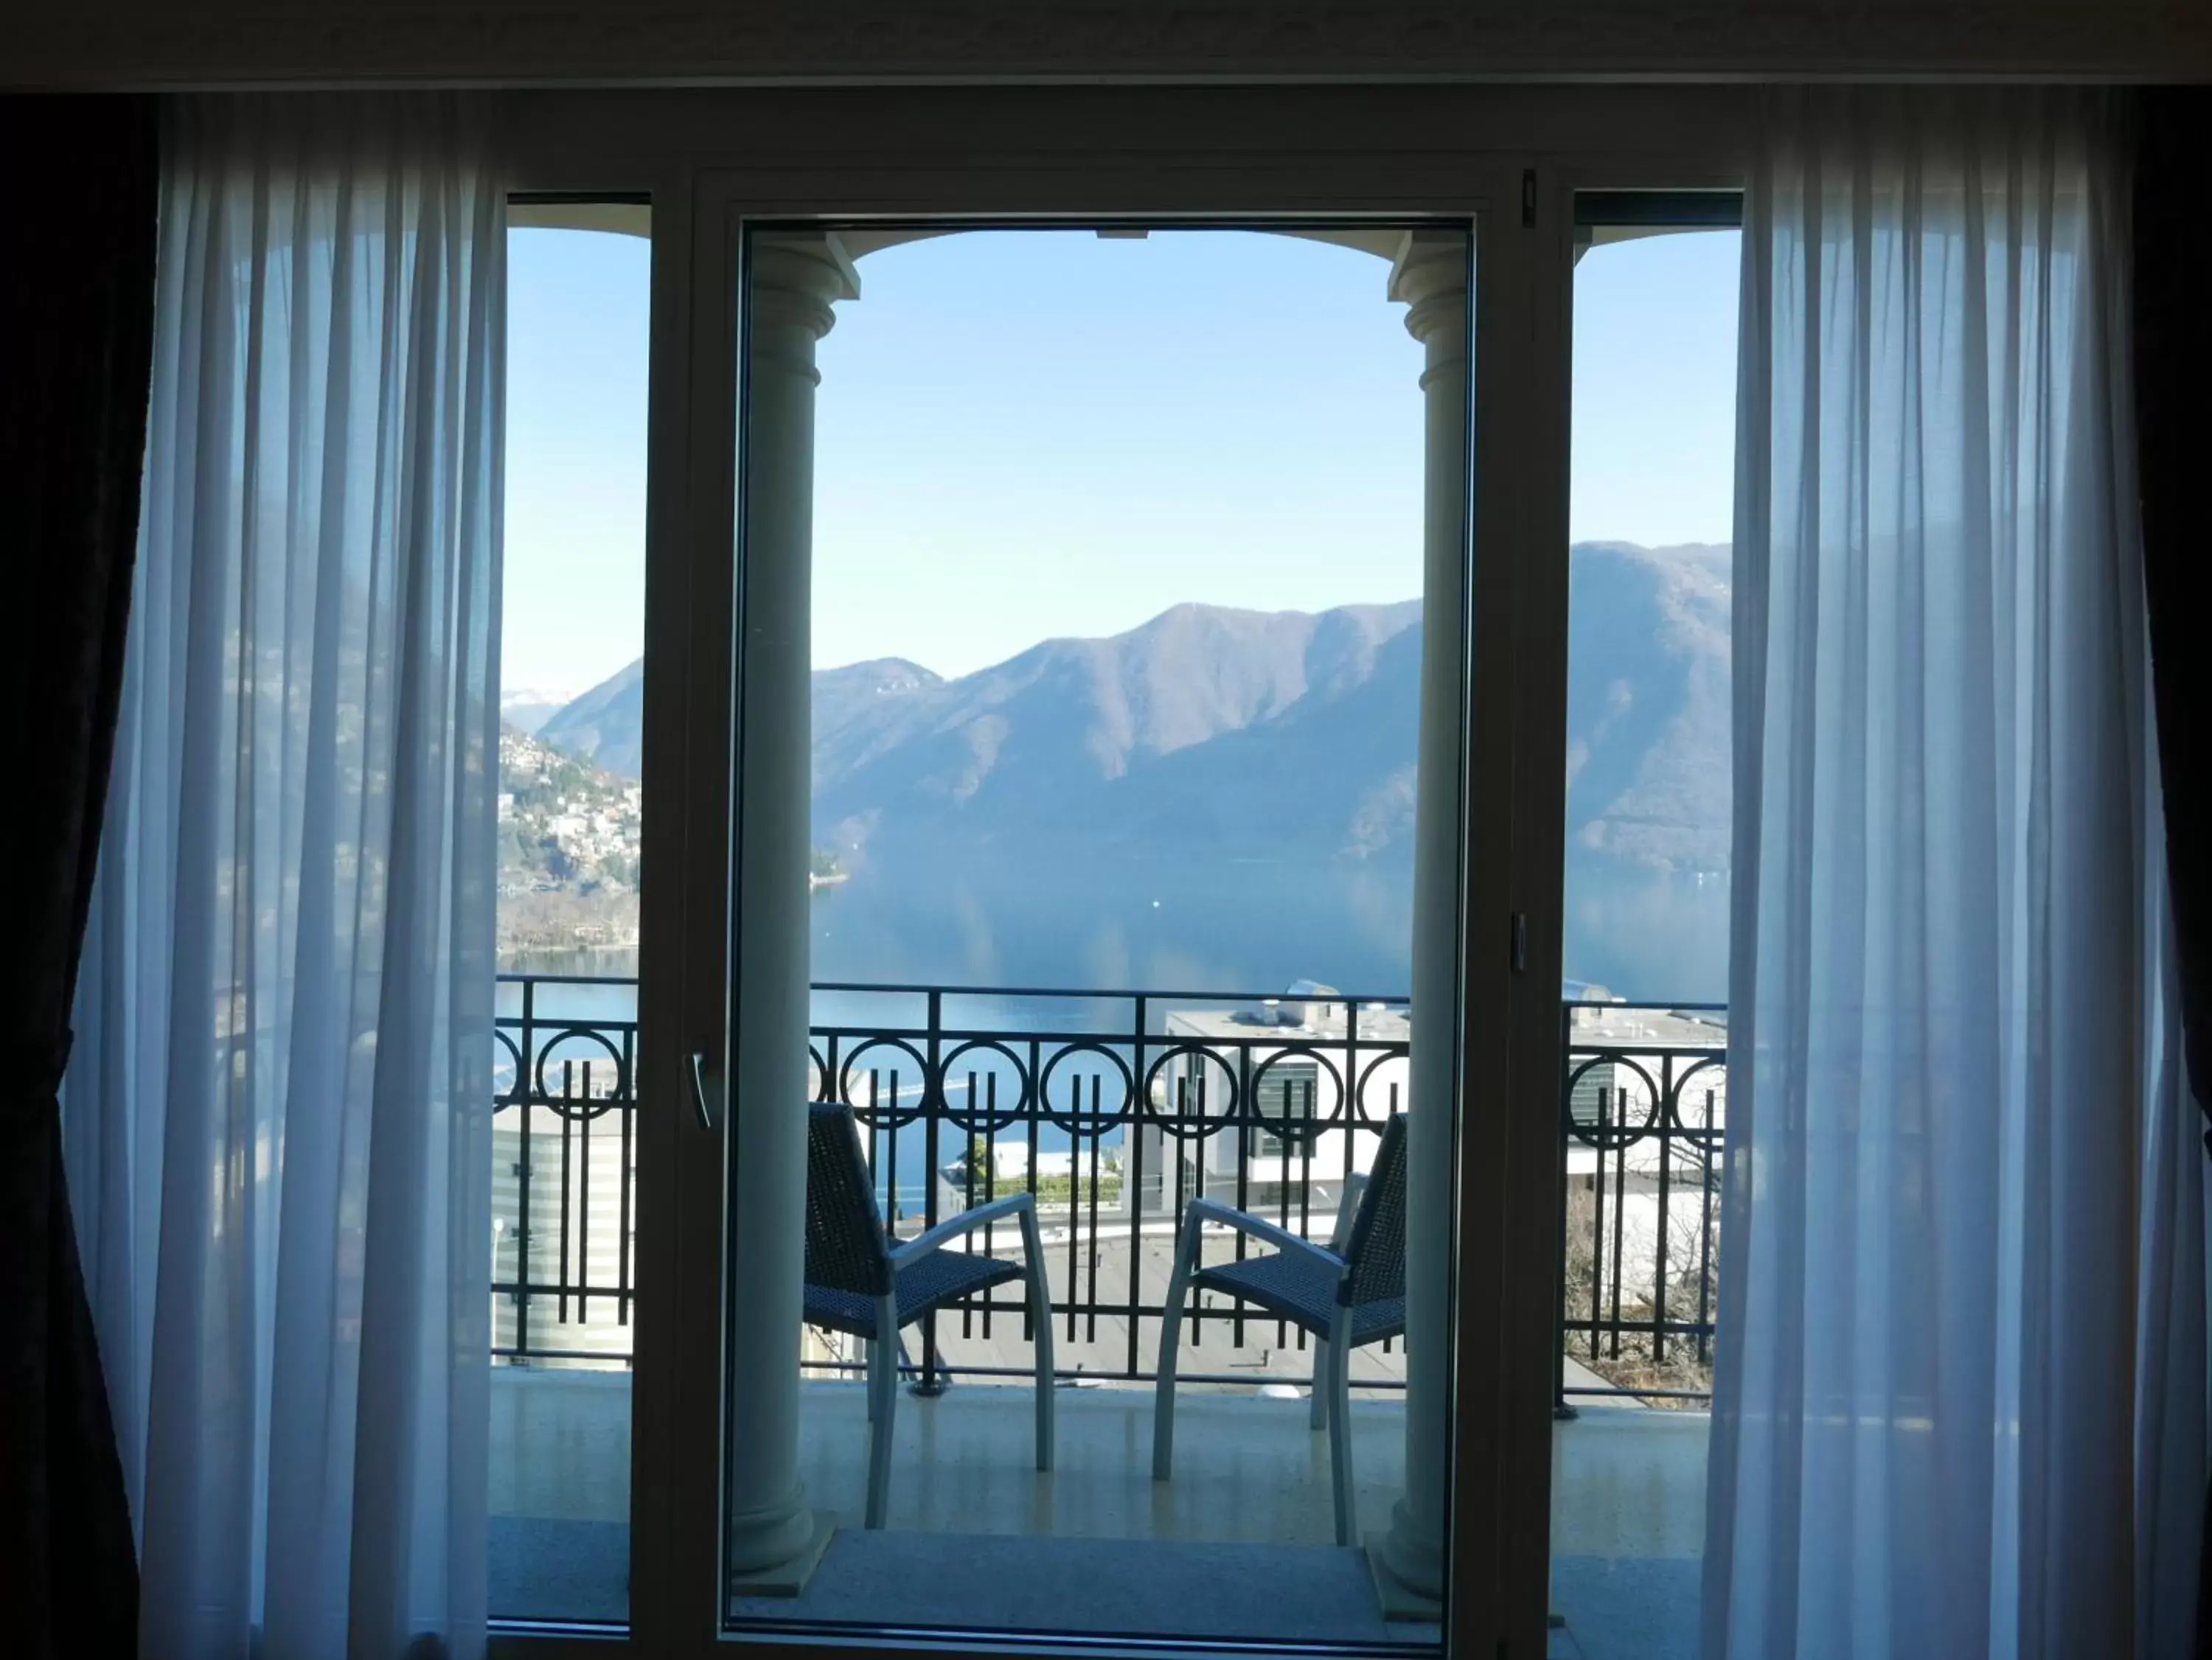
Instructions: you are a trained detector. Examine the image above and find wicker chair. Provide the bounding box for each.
[1150,1111,1408,1546]
[803,1101,1056,1529]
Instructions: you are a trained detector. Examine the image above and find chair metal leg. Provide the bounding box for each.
[866,1299,899,1529]
[1152,1210,1203,1482]
[1021,1207,1056,1471]
[1326,1311,1356,1546]
[1310,1336,1331,1431]
[865,1336,880,1423]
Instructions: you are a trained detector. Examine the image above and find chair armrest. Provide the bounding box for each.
[889,1191,1036,1266]
[1183,1195,1345,1277]
[1327,1173,1368,1255]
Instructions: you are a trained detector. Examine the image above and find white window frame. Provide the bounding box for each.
[494,84,1755,1660]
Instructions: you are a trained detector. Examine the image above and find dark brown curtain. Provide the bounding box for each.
[0,95,159,1657]
[2134,85,2212,1660]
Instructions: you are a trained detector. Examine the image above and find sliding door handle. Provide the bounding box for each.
[689,1050,717,1133]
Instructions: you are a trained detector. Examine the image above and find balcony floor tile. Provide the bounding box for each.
[1551,1406,1708,1660]
[490,1368,1709,1658]
[731,1528,1419,1645]
[790,1378,1410,1544]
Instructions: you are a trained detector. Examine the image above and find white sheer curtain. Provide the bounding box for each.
[63,95,504,1659]
[1707,88,2205,1660]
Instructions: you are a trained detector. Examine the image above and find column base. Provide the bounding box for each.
[727,1510,838,1598]
[1363,1536,1444,1624]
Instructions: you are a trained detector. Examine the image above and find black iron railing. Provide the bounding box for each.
[492,973,641,1363]
[491,974,1409,1384]
[810,981,1409,1390]
[491,974,1729,1406]
[1557,1001,1728,1407]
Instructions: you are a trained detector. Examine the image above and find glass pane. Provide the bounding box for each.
[487,210,650,1625]
[1550,202,1739,1660]
[723,224,1471,1648]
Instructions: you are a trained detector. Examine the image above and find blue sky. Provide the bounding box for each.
[501,225,1739,698]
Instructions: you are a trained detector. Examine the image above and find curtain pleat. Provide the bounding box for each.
[66,94,504,1660]
[0,93,159,1660]
[1707,86,2205,1660]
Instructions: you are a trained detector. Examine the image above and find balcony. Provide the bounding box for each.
[490,975,1724,1659]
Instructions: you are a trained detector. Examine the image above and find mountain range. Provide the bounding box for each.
[529,540,1731,876]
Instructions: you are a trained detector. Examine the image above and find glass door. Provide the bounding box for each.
[1545,191,1742,1660]
[711,218,1479,1652]
[489,198,655,1628]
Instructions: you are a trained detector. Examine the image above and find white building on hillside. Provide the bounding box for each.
[1126,983,1411,1228]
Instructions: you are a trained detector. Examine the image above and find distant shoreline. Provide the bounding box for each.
[499,940,639,958]
[500,871,836,959]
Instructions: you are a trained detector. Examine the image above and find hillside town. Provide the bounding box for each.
[497,725,643,956]
[498,720,844,957]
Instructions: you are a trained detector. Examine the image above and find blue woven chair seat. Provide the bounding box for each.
[804,1246,1025,1340]
[1193,1252,1405,1346]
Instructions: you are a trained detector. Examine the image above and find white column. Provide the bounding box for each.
[1370,230,1468,1615]
[724,233,858,1582]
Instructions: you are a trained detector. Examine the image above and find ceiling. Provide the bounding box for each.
[10,0,2210,88]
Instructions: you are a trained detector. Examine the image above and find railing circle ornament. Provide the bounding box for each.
[531,1025,631,1120]
[936,1038,1033,1134]
[1139,1044,1240,1141]
[838,1036,934,1129]
[1245,1044,1346,1145]
[1351,1047,1406,1126]
[1037,1041,1133,1137]
[493,1030,527,1109]
[1563,1050,1663,1150]
[1666,1055,1728,1151]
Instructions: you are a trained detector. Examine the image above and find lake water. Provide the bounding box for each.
[502,854,1726,1008]
[498,854,1728,1209]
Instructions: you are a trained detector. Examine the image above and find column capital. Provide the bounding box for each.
[1388,230,1468,355]
[751,232,861,344]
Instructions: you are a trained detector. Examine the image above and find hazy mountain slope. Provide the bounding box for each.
[533,545,1731,874]
[500,688,567,736]
[810,601,1422,854]
[539,655,939,781]
[535,659,644,775]
[1080,615,1423,860]
[812,658,942,753]
[1564,542,1731,872]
